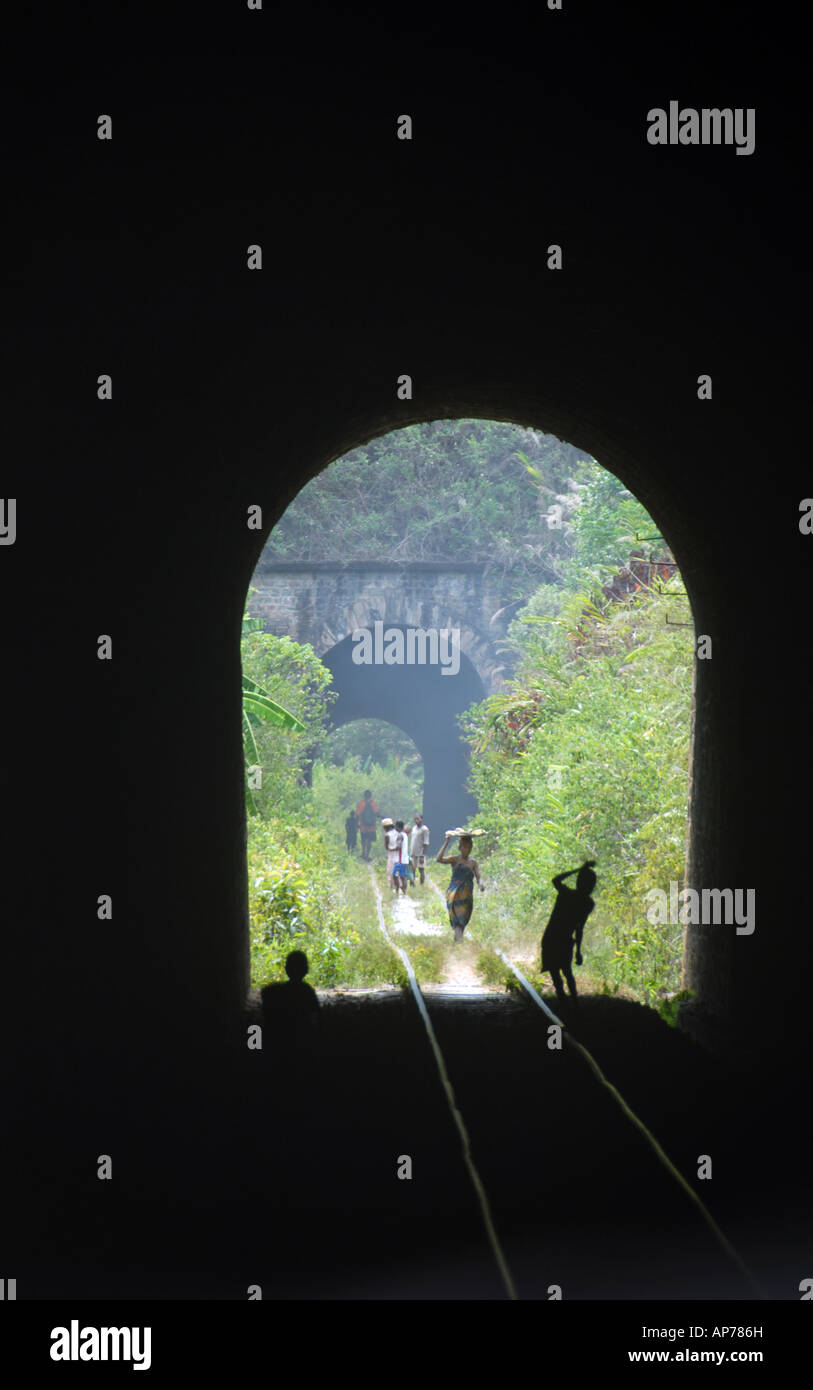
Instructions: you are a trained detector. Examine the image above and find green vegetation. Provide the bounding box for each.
[475,948,519,991]
[319,718,422,782]
[311,751,422,843]
[263,420,626,594]
[248,816,410,990]
[248,816,355,987]
[241,602,410,989]
[460,573,692,1004]
[241,603,336,819]
[656,988,695,1028]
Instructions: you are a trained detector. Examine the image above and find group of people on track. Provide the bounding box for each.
[347,793,431,893]
[381,814,431,894]
[345,790,380,861]
[346,793,431,892]
[345,792,487,948]
[345,791,597,998]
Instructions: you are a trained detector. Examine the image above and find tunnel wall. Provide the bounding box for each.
[7,32,809,1117]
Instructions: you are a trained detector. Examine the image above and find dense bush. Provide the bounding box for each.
[241,605,336,818]
[461,575,692,1002]
[247,816,359,987]
[247,815,418,990]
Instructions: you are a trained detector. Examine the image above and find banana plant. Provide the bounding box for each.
[242,673,306,734]
[242,612,306,810]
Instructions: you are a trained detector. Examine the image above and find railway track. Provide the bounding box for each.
[368,865,762,1301]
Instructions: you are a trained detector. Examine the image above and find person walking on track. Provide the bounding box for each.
[382,817,396,889]
[409,813,430,885]
[437,831,484,942]
[357,790,378,861]
[391,820,410,896]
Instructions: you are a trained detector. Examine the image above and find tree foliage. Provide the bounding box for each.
[241,598,336,817]
[312,753,424,851]
[461,574,692,1001]
[564,461,665,575]
[263,419,597,592]
[247,816,360,987]
[319,718,422,781]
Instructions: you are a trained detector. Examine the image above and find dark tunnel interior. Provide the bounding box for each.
[5,7,811,1339]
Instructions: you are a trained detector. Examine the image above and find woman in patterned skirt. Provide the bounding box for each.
[437,832,485,942]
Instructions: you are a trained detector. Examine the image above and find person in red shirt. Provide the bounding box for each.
[357,789,379,861]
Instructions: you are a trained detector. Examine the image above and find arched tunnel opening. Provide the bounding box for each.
[244,417,694,1017]
[317,715,426,807]
[322,629,483,835]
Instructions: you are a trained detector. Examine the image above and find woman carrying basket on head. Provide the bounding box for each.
[437,830,485,943]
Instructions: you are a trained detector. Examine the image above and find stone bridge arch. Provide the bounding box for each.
[247,560,515,695]
[321,629,484,834]
[247,560,517,830]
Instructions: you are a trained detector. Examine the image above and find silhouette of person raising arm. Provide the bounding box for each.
[541,860,596,1003]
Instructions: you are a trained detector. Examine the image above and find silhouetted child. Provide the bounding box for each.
[261,950,320,1051]
[541,860,596,1003]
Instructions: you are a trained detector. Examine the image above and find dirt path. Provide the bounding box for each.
[389,877,497,992]
[436,940,485,990]
[389,891,444,936]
